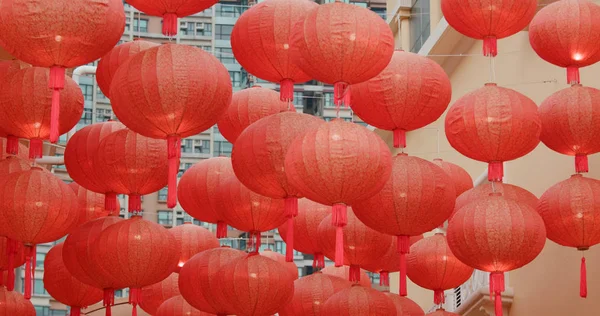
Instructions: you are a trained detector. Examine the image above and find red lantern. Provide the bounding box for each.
[140,273,180,316]
[156,295,212,316]
[407,234,474,305]
[0,156,30,176]
[362,236,423,287]
[232,112,324,260]
[217,86,291,143]
[429,309,460,316]
[0,0,124,142]
[218,176,286,251]
[0,137,28,159]
[94,129,169,213]
[321,285,396,316]
[0,67,83,158]
[539,85,600,173]
[64,121,126,211]
[279,272,351,316]
[432,159,473,197]
[278,199,331,268]
[321,266,371,288]
[96,40,159,98]
[445,83,541,181]
[350,51,451,148]
[178,157,234,238]
[69,182,119,228]
[260,249,299,280]
[170,223,219,269]
[178,247,246,315]
[538,174,600,298]
[0,236,25,291]
[352,154,456,296]
[0,287,35,315]
[0,168,78,298]
[291,2,394,106]
[216,254,295,316]
[43,243,103,316]
[447,194,546,316]
[110,44,232,208]
[317,211,392,283]
[529,0,600,84]
[441,0,536,56]
[126,0,217,36]
[285,119,393,266]
[0,60,29,155]
[231,0,318,101]
[384,292,425,316]
[92,216,180,314]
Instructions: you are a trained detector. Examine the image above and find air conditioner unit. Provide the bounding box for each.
[180,21,187,29]
[196,23,205,31]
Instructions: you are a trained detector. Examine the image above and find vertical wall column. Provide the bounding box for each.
[399,10,411,51]
[430,0,442,32]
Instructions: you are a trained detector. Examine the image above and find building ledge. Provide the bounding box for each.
[455,287,514,316]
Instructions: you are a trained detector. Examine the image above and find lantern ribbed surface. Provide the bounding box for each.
[0,287,35,316]
[321,266,371,288]
[140,273,180,316]
[428,309,460,316]
[321,285,396,316]
[0,60,29,155]
[0,236,26,291]
[279,272,351,316]
[0,137,29,159]
[170,223,219,269]
[452,182,538,220]
[432,159,473,197]
[156,295,212,316]
[0,156,30,177]
[445,83,541,181]
[69,182,118,228]
[260,249,299,280]
[362,236,423,287]
[384,292,425,316]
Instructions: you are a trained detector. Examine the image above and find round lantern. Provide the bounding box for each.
[0,60,29,155]
[362,236,423,287]
[92,216,180,313]
[140,273,180,316]
[291,1,394,106]
[317,211,392,283]
[231,0,318,101]
[352,154,456,296]
[321,266,371,288]
[96,40,159,98]
[0,168,78,298]
[126,0,217,36]
[539,85,600,173]
[170,223,219,269]
[445,83,541,181]
[529,0,600,84]
[432,159,473,197]
[447,194,546,316]
[232,112,324,260]
[279,272,351,316]
[178,247,245,315]
[216,254,295,316]
[285,119,393,266]
[0,236,25,291]
[260,249,299,280]
[278,199,331,268]
[350,50,451,148]
[94,129,169,213]
[0,156,30,176]
[0,287,35,315]
[538,174,600,298]
[110,44,232,208]
[69,182,119,228]
[0,0,124,142]
[0,137,28,159]
[64,121,126,211]
[156,295,211,316]
[218,176,286,251]
[384,292,425,316]
[178,157,234,238]
[217,86,291,143]
[442,0,537,56]
[0,67,83,158]
[429,309,460,316]
[321,285,396,316]
[407,234,474,305]
[43,243,103,316]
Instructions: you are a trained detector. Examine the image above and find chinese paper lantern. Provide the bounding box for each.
[279,272,351,316]
[0,287,35,316]
[538,174,600,298]
[285,119,393,267]
[232,112,324,260]
[260,249,299,280]
[321,266,371,288]
[428,309,459,316]
[529,0,600,84]
[140,273,180,316]
[0,236,25,291]
[69,182,119,228]
[452,182,538,220]
[538,85,600,173]
[110,44,232,208]
[291,1,394,106]
[170,223,219,269]
[362,236,423,287]
[278,199,331,268]
[321,285,396,316]
[447,194,546,316]
[63,216,124,314]
[407,234,474,305]
[432,159,473,197]
[96,40,159,98]
[219,176,286,251]
[178,157,234,238]
[217,86,291,143]
[352,154,456,296]
[442,0,536,56]
[0,0,124,142]
[445,83,541,181]
[44,243,103,316]
[317,211,392,283]
[156,295,211,316]
[64,121,126,211]
[384,292,425,316]
[0,60,29,155]
[0,67,83,158]
[0,156,30,176]
[217,254,295,316]
[231,0,318,101]
[0,168,78,299]
[126,0,217,36]
[94,129,169,213]
[0,137,28,159]
[350,51,451,148]
[92,216,180,314]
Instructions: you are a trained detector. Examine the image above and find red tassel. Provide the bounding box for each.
[343,88,351,107]
[489,272,505,316]
[488,161,503,182]
[6,135,18,155]
[48,67,65,144]
[335,226,344,267]
[393,129,406,148]
[103,289,114,316]
[332,203,347,267]
[24,246,33,299]
[285,218,294,262]
[6,238,15,291]
[32,245,36,293]
[576,155,589,173]
[284,197,298,217]
[313,253,325,269]
[567,66,580,85]
[29,139,43,159]
[581,256,587,298]
[380,271,389,287]
[216,221,228,239]
[334,82,349,108]
[349,265,361,283]
[71,307,81,316]
[280,79,294,102]
[434,290,445,305]
[162,13,178,36]
[397,235,410,296]
[483,36,498,57]
[129,288,142,316]
[128,195,142,213]
[332,204,348,227]
[249,231,261,253]
[167,136,181,209]
[105,193,117,213]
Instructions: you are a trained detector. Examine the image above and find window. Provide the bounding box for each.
[203,46,213,53]
[97,87,107,100]
[96,108,112,122]
[198,23,212,36]
[213,125,221,134]
[34,279,47,295]
[298,267,304,277]
[133,19,148,33]
[371,7,386,20]
[80,84,93,101]
[178,163,193,176]
[80,108,92,125]
[115,289,125,297]
[216,25,233,40]
[195,140,210,153]
[158,187,168,201]
[36,252,46,269]
[275,241,286,253]
[215,47,235,64]
[157,211,173,226]
[229,71,241,87]
[214,141,233,157]
[215,4,247,17]
[324,92,334,108]
[410,0,431,53]
[293,92,303,107]
[176,218,184,226]
[182,139,194,153]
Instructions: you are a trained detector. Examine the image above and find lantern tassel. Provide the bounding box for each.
[284,197,298,262]
[162,13,178,36]
[581,256,587,298]
[313,253,325,269]
[343,89,351,107]
[216,221,228,239]
[280,79,294,102]
[393,129,406,148]
[567,66,580,85]
[29,139,43,159]
[167,136,181,209]
[434,290,445,305]
[103,289,114,316]
[380,271,389,287]
[71,307,81,316]
[248,231,261,253]
[397,235,410,296]
[576,155,589,173]
[483,36,498,57]
[6,135,18,155]
[349,265,361,283]
[6,238,15,291]
[128,195,142,213]
[48,66,65,143]
[129,288,142,316]
[24,246,33,299]
[489,272,505,316]
[105,193,117,213]
[488,161,503,182]
[332,203,347,267]
[333,82,349,108]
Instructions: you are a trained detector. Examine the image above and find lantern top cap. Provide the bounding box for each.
[488,192,502,197]
[484,82,497,87]
[571,173,584,178]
